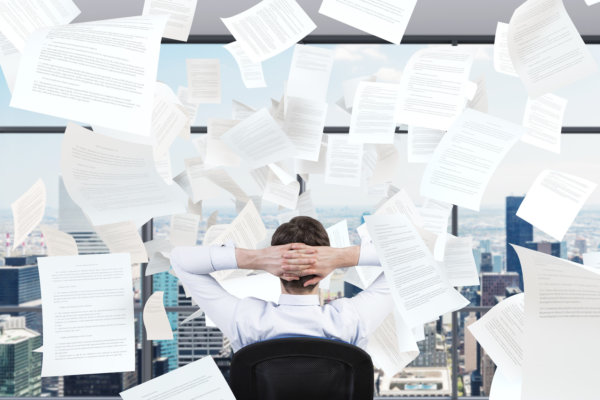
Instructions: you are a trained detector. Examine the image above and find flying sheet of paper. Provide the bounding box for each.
[120,356,234,400]
[61,124,185,226]
[212,201,266,249]
[40,226,78,257]
[365,214,468,327]
[169,213,200,247]
[583,252,600,268]
[203,168,249,202]
[150,82,190,156]
[286,45,334,107]
[296,139,327,174]
[521,94,567,154]
[443,235,479,287]
[507,0,598,97]
[515,245,600,400]
[467,75,488,113]
[418,207,449,238]
[283,97,328,161]
[516,170,597,241]
[262,172,300,210]
[349,82,400,144]
[203,224,229,246]
[489,368,522,400]
[375,188,424,229]
[0,33,19,93]
[224,41,266,88]
[221,108,296,168]
[222,0,316,62]
[319,0,417,44]
[204,119,242,167]
[143,291,173,340]
[142,0,197,41]
[421,109,524,211]
[177,86,200,123]
[154,152,173,185]
[397,47,473,130]
[0,0,80,52]
[37,254,134,377]
[268,160,296,185]
[321,219,352,289]
[183,158,228,202]
[341,75,375,110]
[11,179,46,249]
[370,144,399,185]
[186,59,221,103]
[95,221,148,264]
[493,22,518,77]
[468,293,524,380]
[144,238,173,276]
[585,0,600,5]
[277,209,300,225]
[232,99,256,120]
[11,16,167,137]
[297,190,318,219]
[407,126,445,163]
[325,135,363,187]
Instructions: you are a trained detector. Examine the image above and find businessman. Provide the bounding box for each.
[171,216,392,351]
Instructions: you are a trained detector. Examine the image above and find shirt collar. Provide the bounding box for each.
[278,294,320,306]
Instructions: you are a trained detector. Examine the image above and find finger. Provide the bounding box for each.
[283,258,315,266]
[281,264,313,273]
[281,274,299,281]
[283,250,315,258]
[290,243,313,251]
[304,276,321,287]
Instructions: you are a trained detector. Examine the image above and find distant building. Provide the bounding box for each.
[480,273,520,307]
[570,255,584,264]
[492,254,502,273]
[64,372,137,396]
[409,322,447,368]
[472,248,482,272]
[0,315,42,396]
[480,253,493,273]
[524,241,561,258]
[505,196,533,289]
[479,240,491,253]
[0,256,42,333]
[152,272,179,374]
[463,313,478,374]
[574,237,587,256]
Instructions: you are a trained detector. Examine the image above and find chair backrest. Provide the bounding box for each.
[230,337,374,400]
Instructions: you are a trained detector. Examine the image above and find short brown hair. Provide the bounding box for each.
[271,216,330,293]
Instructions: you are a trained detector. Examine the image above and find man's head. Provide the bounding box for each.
[271,216,330,294]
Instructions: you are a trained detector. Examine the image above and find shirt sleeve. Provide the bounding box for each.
[170,244,241,341]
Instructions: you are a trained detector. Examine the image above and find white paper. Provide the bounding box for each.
[507,0,598,97]
[585,0,600,5]
[284,97,328,161]
[489,368,522,400]
[521,94,567,153]
[325,135,363,187]
[41,226,78,257]
[467,293,524,380]
[143,291,173,340]
[154,152,173,185]
[319,0,417,44]
[297,190,318,219]
[342,75,375,110]
[232,99,256,120]
[277,209,300,225]
[38,254,134,376]
[443,235,479,287]
[516,170,597,241]
[514,245,600,400]
[407,126,445,163]
[142,0,197,41]
[203,224,229,246]
[418,207,449,237]
[224,41,266,88]
[186,59,221,103]
[144,239,172,276]
[11,179,46,249]
[151,82,189,156]
[365,214,468,327]
[203,168,249,202]
[583,252,600,268]
[221,108,296,168]
[205,119,242,167]
[212,201,266,249]
[370,144,399,185]
[268,160,296,185]
[286,45,334,107]
[11,16,167,137]
[397,47,473,130]
[467,75,488,113]
[421,109,524,211]
[349,82,400,144]
[0,36,19,93]
[375,188,424,229]
[262,172,300,210]
[222,0,316,62]
[177,86,200,123]
[169,213,200,246]
[493,22,518,77]
[61,124,185,226]
[95,221,148,264]
[296,139,327,174]
[183,158,228,202]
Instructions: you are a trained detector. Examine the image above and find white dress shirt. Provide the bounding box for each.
[170,242,392,352]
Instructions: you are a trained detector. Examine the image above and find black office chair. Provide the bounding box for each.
[230,336,374,400]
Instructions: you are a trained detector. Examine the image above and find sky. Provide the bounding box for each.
[1,43,600,210]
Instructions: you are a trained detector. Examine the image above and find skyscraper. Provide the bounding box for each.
[524,241,561,258]
[0,256,42,333]
[492,254,502,273]
[505,196,533,289]
[480,272,520,307]
[408,322,447,367]
[152,272,179,374]
[574,237,587,256]
[480,253,493,273]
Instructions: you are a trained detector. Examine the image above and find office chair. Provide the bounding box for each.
[229,336,374,400]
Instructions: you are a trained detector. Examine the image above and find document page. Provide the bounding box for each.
[365,214,468,327]
[94,221,149,264]
[370,144,399,185]
[11,16,167,137]
[515,245,600,400]
[349,82,401,144]
[61,124,185,226]
[583,252,600,268]
[203,168,249,203]
[11,179,46,249]
[493,22,518,77]
[221,108,296,168]
[0,32,19,93]
[286,45,334,106]
[407,126,445,163]
[152,82,189,156]
[467,75,488,113]
[521,94,567,154]
[224,41,266,89]
[142,0,197,41]
[232,99,256,120]
[40,226,78,257]
[203,224,229,246]
[489,368,522,400]
[222,0,316,62]
[143,291,173,340]
[418,207,449,237]
[144,239,172,276]
[183,158,224,202]
[421,109,524,211]
[325,135,363,187]
[38,254,134,376]
[375,189,424,229]
[120,356,235,400]
[283,97,327,161]
[468,293,524,379]
[212,201,267,249]
[507,0,598,97]
[262,172,300,210]
[319,0,417,44]
[186,59,221,103]
[169,213,200,247]
[342,74,375,110]
[297,190,318,218]
[443,235,479,287]
[397,47,473,130]
[516,170,597,241]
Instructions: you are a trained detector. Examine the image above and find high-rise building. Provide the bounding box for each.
[480,272,520,307]
[472,248,482,272]
[574,237,587,256]
[524,241,561,258]
[480,253,493,273]
[63,372,137,396]
[152,272,179,374]
[505,196,533,289]
[0,315,42,396]
[479,240,491,253]
[0,257,42,333]
[408,322,447,367]
[463,313,478,373]
[492,254,502,273]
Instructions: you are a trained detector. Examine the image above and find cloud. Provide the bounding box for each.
[333,45,388,62]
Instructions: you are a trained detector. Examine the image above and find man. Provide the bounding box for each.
[171,216,391,352]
